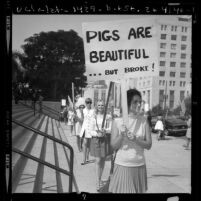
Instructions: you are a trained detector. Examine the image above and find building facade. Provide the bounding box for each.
[129,16,192,110]
[83,16,192,111]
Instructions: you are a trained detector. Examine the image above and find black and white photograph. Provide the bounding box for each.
[11,14,192,195]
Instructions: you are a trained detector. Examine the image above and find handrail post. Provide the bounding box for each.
[12,119,74,193]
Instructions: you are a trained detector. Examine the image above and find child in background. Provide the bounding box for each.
[154,116,164,140]
[68,107,75,135]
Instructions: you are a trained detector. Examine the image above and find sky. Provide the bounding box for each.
[12,14,184,52]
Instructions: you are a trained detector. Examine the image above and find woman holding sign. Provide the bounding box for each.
[79,98,95,165]
[90,100,112,191]
[109,89,152,193]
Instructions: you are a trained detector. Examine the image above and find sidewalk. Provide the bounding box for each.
[60,122,191,194]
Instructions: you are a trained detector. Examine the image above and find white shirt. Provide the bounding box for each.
[79,108,96,138]
[154,120,164,131]
[114,116,147,167]
[90,114,112,137]
[75,109,83,136]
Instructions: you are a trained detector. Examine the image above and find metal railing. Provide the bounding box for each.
[12,119,74,193]
[18,100,60,120]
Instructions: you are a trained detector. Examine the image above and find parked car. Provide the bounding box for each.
[151,116,188,136]
[164,118,188,136]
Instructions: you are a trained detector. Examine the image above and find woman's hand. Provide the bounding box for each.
[119,124,127,136]
[96,129,106,137]
[126,131,136,141]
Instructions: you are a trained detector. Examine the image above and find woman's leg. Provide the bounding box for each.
[82,138,87,164]
[95,156,106,190]
[99,157,106,181]
[95,157,101,190]
[86,138,90,161]
[186,138,190,148]
[76,136,82,152]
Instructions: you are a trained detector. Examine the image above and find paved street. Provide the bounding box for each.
[60,122,191,194]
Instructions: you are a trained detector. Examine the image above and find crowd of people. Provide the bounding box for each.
[62,89,152,193]
[13,82,44,116]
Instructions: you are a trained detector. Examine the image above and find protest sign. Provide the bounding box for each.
[82,18,158,81]
[61,99,66,106]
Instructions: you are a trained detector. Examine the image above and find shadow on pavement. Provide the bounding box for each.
[151,174,179,177]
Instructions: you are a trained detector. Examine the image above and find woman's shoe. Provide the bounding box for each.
[81,161,87,165]
[96,182,101,192]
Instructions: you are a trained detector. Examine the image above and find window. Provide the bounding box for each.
[94,89,99,104]
[173,81,175,86]
[160,52,166,57]
[160,43,166,49]
[182,26,184,32]
[181,35,187,41]
[180,81,183,87]
[170,53,176,58]
[101,90,106,103]
[161,34,166,40]
[169,90,175,109]
[183,81,186,87]
[170,72,176,77]
[169,81,172,86]
[159,71,165,77]
[181,53,186,59]
[171,44,176,50]
[180,72,186,78]
[171,26,177,31]
[180,62,186,68]
[181,44,187,50]
[161,25,167,31]
[159,80,162,85]
[170,62,176,67]
[163,80,165,85]
[180,91,185,102]
[171,35,177,40]
[185,27,188,32]
[160,61,166,66]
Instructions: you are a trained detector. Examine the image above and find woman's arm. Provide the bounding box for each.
[110,120,124,150]
[134,120,152,150]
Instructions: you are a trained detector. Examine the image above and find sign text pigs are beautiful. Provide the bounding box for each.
[82,18,159,81]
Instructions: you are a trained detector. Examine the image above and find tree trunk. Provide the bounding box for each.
[53,81,58,100]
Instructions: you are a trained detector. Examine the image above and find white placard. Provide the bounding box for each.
[82,18,158,81]
[61,99,66,106]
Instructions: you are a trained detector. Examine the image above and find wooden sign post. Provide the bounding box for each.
[102,81,114,129]
[120,79,129,128]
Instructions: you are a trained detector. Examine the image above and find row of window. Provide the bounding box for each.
[159,80,186,87]
[161,25,188,33]
[159,71,186,78]
[161,34,187,41]
[159,89,186,109]
[160,43,187,50]
[160,61,188,67]
[138,80,151,87]
[160,52,187,58]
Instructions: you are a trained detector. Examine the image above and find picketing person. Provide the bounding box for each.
[108,89,152,193]
[74,98,85,152]
[79,98,95,165]
[89,99,112,191]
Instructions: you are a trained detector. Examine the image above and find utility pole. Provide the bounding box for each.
[164,80,168,119]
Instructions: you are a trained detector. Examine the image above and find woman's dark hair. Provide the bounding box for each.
[127,89,142,108]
